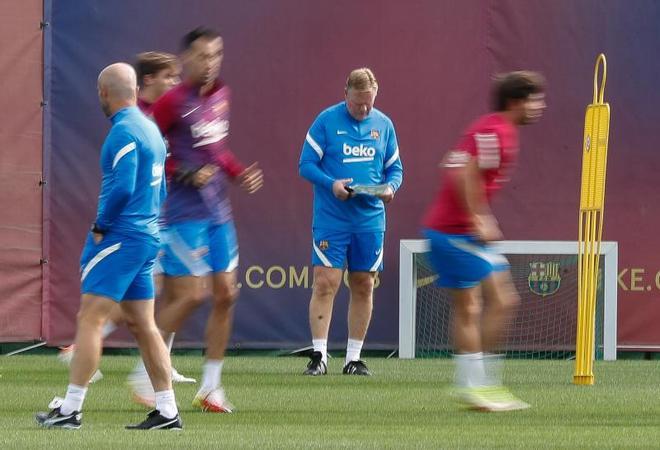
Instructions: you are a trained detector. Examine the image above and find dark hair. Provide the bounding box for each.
[492,71,545,111]
[181,27,221,51]
[133,52,177,87]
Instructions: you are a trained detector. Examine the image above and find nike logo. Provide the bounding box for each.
[153,418,179,429]
[375,248,382,255]
[181,105,201,118]
[336,130,348,135]
[45,412,81,424]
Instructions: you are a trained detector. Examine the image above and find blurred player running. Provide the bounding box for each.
[422,71,546,411]
[128,27,263,413]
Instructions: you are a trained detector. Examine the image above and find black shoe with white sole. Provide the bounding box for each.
[342,360,372,376]
[35,407,82,429]
[125,409,183,430]
[303,351,327,376]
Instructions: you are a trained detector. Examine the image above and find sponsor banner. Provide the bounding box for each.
[42,0,660,348]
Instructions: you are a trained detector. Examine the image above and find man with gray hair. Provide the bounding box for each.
[298,68,403,376]
[36,63,182,430]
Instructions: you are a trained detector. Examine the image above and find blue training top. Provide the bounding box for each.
[299,101,403,232]
[95,106,167,240]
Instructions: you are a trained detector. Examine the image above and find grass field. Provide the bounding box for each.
[1,355,659,448]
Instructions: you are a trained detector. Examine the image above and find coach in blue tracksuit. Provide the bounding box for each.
[299,68,403,376]
[36,63,181,430]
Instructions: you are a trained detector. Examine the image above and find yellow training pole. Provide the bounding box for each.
[574,54,611,385]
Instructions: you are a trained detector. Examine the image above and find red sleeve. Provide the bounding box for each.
[153,87,183,180]
[211,87,244,178]
[215,149,245,179]
[165,156,178,181]
[152,88,180,135]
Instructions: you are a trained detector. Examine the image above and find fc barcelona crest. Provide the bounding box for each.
[528,261,561,297]
[319,240,329,251]
[370,129,380,140]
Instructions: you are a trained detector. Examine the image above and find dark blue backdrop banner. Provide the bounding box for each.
[45,0,660,349]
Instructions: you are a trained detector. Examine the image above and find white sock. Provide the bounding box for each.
[199,359,223,393]
[154,389,178,419]
[345,338,364,366]
[312,339,327,364]
[100,321,117,339]
[60,384,87,415]
[165,332,175,353]
[483,353,504,387]
[454,352,485,388]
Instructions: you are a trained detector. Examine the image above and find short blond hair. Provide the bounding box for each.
[134,51,178,87]
[346,67,378,92]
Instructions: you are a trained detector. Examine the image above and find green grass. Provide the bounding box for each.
[1,356,659,448]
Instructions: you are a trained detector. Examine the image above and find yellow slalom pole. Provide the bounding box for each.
[576,212,585,375]
[574,54,611,385]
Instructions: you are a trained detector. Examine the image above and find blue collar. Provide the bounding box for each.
[110,106,139,124]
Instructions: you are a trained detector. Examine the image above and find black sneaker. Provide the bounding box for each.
[342,360,372,376]
[35,407,82,429]
[126,410,183,430]
[303,351,327,376]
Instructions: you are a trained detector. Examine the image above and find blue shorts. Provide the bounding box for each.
[161,220,238,276]
[312,229,384,272]
[153,248,164,276]
[79,232,160,301]
[153,225,166,276]
[423,228,509,289]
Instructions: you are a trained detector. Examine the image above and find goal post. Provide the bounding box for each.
[399,239,617,360]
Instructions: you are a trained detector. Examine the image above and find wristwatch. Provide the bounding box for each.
[91,223,106,235]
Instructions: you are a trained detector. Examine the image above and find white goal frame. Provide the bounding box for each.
[399,240,618,360]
